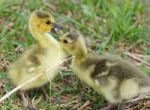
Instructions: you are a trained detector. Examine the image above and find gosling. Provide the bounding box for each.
[59,32,150,110]
[8,10,66,109]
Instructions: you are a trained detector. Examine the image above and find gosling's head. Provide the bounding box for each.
[59,32,87,56]
[29,10,61,33]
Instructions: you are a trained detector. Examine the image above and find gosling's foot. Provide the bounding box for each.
[118,101,125,110]
[20,91,37,110]
[41,87,50,102]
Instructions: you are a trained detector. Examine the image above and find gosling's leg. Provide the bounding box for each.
[20,91,37,110]
[30,85,50,101]
[41,87,50,101]
[99,103,116,110]
[118,101,125,110]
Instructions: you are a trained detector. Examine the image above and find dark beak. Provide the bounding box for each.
[51,23,63,33]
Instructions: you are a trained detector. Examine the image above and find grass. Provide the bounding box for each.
[0,0,150,109]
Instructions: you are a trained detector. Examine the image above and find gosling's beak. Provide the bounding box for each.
[51,23,63,33]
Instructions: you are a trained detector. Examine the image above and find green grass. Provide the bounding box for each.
[0,0,150,109]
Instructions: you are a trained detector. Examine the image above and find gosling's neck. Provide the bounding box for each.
[29,23,56,48]
[74,47,88,64]
[29,26,48,48]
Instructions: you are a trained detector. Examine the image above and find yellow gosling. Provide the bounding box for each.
[7,10,66,110]
[59,32,150,110]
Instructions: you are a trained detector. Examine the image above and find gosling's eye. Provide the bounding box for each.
[46,20,51,25]
[63,40,68,43]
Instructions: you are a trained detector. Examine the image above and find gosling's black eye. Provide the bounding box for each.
[46,20,51,25]
[63,40,68,43]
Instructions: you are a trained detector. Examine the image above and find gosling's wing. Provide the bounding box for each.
[90,56,150,88]
[83,54,120,78]
[10,45,45,74]
[81,54,113,85]
[87,56,115,86]
[22,45,47,73]
[25,55,42,73]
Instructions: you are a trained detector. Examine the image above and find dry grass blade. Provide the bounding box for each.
[42,0,56,11]
[78,101,91,110]
[125,94,150,110]
[124,52,150,67]
[0,53,10,71]
[126,94,150,103]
